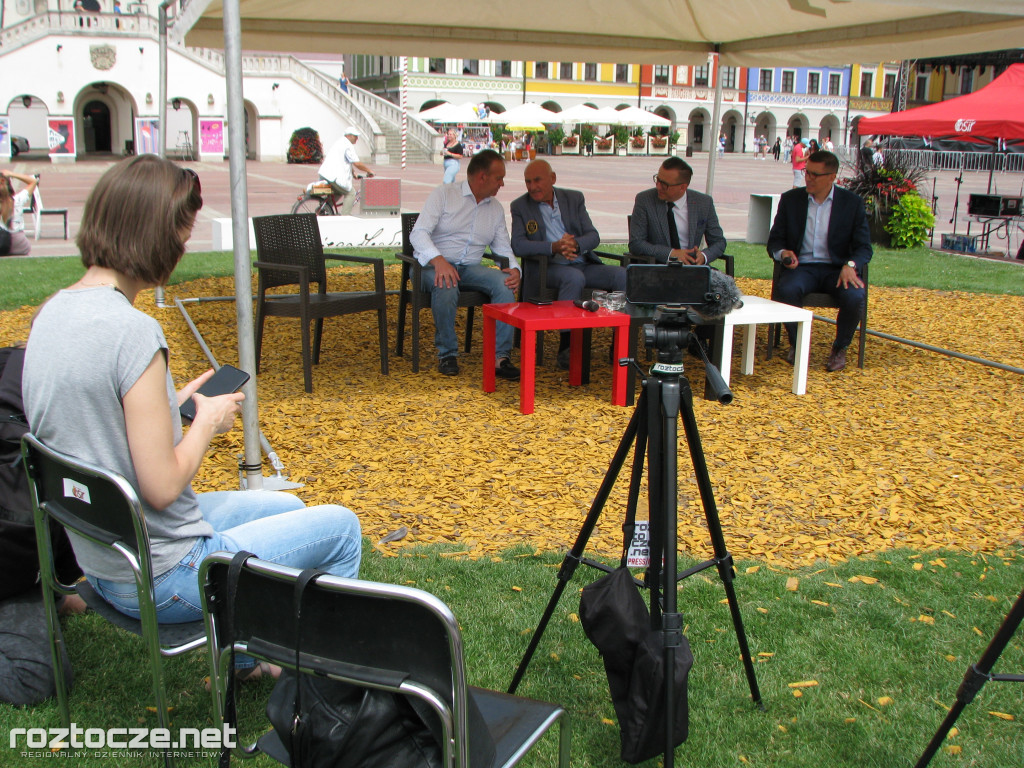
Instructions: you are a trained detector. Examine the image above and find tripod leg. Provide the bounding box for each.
[677,378,763,708]
[508,395,646,694]
[915,587,1024,768]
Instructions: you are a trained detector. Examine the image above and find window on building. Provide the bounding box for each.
[535,61,549,79]
[694,65,709,87]
[463,59,479,75]
[828,73,842,95]
[860,72,873,96]
[428,58,446,74]
[883,73,897,99]
[584,62,598,81]
[720,66,736,89]
[560,62,574,80]
[781,70,795,93]
[914,74,928,101]
[615,64,629,83]
[654,65,670,85]
[960,68,974,94]
[497,60,512,77]
[759,69,773,92]
[807,72,820,95]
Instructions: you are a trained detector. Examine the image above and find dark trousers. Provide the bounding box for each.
[0,588,72,706]
[774,262,865,350]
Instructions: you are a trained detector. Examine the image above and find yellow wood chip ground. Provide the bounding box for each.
[3,268,1021,568]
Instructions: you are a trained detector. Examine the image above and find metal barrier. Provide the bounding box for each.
[881,149,1024,174]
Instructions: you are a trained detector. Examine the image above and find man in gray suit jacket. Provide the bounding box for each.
[628,157,726,266]
[510,160,625,367]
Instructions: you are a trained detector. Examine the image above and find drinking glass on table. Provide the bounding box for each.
[591,290,608,309]
[604,291,626,311]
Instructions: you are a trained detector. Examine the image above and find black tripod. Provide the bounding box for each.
[508,308,762,768]
[915,586,1024,768]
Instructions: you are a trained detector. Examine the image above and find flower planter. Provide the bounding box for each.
[594,140,615,156]
[561,140,580,155]
[869,215,891,248]
[616,147,627,156]
[649,138,669,156]
[627,138,647,156]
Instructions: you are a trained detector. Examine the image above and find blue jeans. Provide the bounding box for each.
[524,260,626,302]
[420,262,515,360]
[89,490,362,626]
[442,158,460,184]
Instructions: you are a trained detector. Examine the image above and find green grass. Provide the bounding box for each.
[2,547,1021,767]
[2,242,1020,311]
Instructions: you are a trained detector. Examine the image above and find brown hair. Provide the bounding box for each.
[0,178,12,225]
[76,155,203,285]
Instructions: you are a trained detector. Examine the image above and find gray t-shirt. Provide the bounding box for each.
[23,286,212,582]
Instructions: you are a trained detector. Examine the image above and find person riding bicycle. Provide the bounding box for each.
[317,126,374,215]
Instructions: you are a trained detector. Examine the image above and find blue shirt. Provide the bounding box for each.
[800,186,835,264]
[410,181,519,271]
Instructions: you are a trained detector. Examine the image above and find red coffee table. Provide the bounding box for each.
[482,301,630,414]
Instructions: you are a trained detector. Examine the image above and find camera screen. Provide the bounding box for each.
[626,264,711,306]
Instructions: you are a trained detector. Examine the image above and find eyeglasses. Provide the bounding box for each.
[653,174,687,188]
[804,169,836,180]
[183,167,202,196]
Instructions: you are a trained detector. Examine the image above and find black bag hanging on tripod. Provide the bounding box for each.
[579,552,694,762]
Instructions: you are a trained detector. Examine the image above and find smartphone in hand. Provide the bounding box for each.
[179,364,250,422]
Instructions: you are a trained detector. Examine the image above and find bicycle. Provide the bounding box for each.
[291,175,367,215]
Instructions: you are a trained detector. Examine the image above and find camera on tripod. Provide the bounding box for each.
[625,262,711,307]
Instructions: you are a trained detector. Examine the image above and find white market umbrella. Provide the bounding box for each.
[488,102,560,131]
[417,102,488,124]
[612,106,672,128]
[557,104,601,124]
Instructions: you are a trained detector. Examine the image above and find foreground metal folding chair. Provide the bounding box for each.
[21,433,206,768]
[200,552,570,767]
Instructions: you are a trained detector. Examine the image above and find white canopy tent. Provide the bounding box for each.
[182,0,1024,488]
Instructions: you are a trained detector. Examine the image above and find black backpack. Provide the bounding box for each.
[0,346,81,599]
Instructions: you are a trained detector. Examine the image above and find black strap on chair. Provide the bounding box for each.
[218,550,257,768]
[286,568,325,758]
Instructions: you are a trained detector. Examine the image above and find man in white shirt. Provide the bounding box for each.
[410,149,522,380]
[317,127,374,215]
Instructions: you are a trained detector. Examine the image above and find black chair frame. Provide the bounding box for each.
[253,214,389,393]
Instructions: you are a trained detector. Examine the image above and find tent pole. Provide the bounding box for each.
[223,0,264,491]
[705,51,724,197]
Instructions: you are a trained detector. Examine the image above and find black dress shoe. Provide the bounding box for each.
[495,358,521,381]
[438,356,459,376]
[785,346,796,365]
[826,347,848,372]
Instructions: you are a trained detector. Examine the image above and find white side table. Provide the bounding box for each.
[716,296,813,395]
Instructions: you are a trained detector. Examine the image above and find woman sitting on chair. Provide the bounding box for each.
[0,170,38,256]
[22,156,362,678]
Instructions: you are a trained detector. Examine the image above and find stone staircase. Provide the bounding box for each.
[379,122,436,165]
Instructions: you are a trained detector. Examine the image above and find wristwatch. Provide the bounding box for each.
[845,260,856,269]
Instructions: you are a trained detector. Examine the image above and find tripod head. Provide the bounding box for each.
[641,306,732,404]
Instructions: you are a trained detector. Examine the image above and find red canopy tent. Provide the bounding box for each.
[858,63,1024,143]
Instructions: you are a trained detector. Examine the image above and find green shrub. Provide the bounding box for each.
[547,126,565,145]
[886,192,935,248]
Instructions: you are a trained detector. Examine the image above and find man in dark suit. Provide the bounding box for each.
[628,156,726,266]
[767,150,872,372]
[511,160,625,367]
